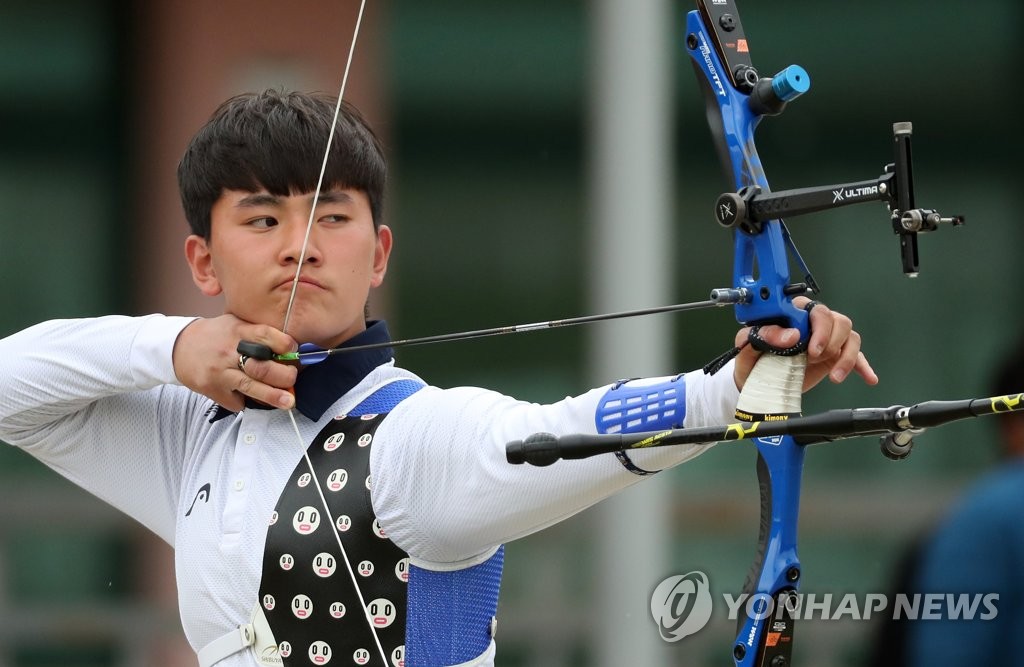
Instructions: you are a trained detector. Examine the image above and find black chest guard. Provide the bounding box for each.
[258,412,408,667]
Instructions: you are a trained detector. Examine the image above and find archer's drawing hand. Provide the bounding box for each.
[733,297,878,392]
[173,315,298,411]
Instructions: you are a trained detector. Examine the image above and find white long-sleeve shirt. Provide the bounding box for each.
[0,315,738,665]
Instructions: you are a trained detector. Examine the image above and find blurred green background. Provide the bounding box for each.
[0,1,1019,665]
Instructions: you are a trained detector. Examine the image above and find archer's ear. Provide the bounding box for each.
[370,225,393,289]
[184,235,223,297]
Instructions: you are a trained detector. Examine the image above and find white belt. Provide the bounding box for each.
[197,623,255,667]
[198,605,279,667]
[198,611,497,667]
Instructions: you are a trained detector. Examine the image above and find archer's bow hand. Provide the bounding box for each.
[733,298,878,392]
[173,315,298,412]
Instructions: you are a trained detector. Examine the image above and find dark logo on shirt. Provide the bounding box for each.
[185,483,211,517]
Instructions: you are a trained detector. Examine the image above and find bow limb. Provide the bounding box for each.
[687,3,812,664]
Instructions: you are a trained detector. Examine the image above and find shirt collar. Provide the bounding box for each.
[210,320,394,423]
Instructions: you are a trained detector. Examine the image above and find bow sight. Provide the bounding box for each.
[690,0,962,326]
[712,122,964,278]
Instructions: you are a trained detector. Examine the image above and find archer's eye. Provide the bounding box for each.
[321,214,351,224]
[249,217,278,229]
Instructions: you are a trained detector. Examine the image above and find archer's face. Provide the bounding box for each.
[185,187,392,348]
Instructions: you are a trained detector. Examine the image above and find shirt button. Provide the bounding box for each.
[234,480,245,491]
[243,433,256,445]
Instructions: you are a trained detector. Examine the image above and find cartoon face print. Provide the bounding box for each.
[292,594,313,619]
[357,433,372,447]
[279,641,292,658]
[262,594,275,611]
[394,558,409,583]
[372,519,387,539]
[357,560,374,577]
[360,413,378,421]
[279,554,294,571]
[269,511,279,526]
[324,433,345,452]
[364,475,372,491]
[309,641,332,664]
[329,601,346,619]
[352,648,370,665]
[336,514,352,532]
[367,598,396,629]
[313,552,337,578]
[391,645,405,667]
[327,469,348,492]
[293,506,320,535]
[298,472,312,488]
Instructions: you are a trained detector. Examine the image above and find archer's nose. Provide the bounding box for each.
[280,220,322,266]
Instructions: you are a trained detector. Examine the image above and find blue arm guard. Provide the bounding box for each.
[594,374,686,475]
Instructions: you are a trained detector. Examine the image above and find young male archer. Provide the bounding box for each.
[0,90,875,667]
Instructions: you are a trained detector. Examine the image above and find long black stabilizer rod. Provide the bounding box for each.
[506,393,1024,467]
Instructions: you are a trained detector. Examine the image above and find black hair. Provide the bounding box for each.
[177,90,386,239]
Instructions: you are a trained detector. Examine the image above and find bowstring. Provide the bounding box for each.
[283,0,367,333]
[277,2,389,664]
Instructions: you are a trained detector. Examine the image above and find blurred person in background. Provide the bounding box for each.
[871,337,1024,667]
[904,338,1024,667]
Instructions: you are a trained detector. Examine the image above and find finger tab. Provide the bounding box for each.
[237,340,274,360]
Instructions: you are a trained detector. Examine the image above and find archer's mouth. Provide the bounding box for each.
[277,277,325,290]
